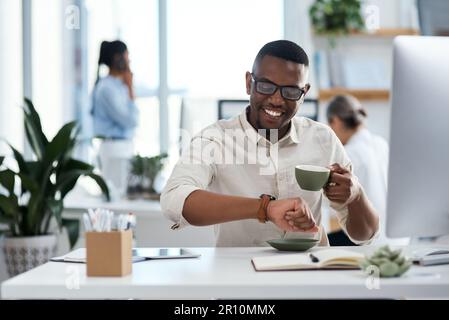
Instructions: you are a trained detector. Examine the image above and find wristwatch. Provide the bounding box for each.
[257,194,276,223]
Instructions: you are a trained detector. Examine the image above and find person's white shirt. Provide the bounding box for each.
[161,108,379,247]
[345,128,409,245]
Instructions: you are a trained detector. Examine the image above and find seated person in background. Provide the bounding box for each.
[91,40,138,197]
[161,40,379,247]
[327,95,408,245]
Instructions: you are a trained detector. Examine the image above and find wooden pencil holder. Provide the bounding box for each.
[86,229,133,277]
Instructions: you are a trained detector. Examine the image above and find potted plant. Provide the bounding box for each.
[309,0,365,87]
[127,155,145,199]
[127,153,167,200]
[142,153,168,199]
[0,98,109,276]
[309,0,365,47]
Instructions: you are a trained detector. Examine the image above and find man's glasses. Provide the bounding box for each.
[251,74,305,101]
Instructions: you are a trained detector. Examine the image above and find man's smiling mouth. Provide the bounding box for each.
[262,107,284,118]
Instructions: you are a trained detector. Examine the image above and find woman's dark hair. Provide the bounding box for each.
[95,40,128,85]
[326,95,367,129]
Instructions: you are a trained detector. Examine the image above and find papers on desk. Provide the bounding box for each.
[51,248,144,263]
[51,248,200,263]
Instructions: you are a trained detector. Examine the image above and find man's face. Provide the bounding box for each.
[246,55,310,131]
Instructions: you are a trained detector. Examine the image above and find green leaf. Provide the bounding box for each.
[85,173,110,201]
[0,194,18,217]
[8,144,29,175]
[62,218,79,249]
[55,159,94,199]
[0,169,15,194]
[56,170,85,199]
[23,98,48,160]
[37,122,79,194]
[45,198,63,231]
[57,169,109,201]
[27,192,44,234]
[58,176,79,200]
[25,161,42,181]
[0,156,4,167]
[44,121,78,167]
[61,158,94,171]
[61,126,80,165]
[17,172,39,193]
[0,215,15,225]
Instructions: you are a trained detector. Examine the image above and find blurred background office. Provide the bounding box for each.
[1,0,449,283]
[0,0,425,170]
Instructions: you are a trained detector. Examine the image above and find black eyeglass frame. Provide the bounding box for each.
[250,73,307,101]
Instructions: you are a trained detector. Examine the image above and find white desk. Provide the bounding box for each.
[2,246,449,299]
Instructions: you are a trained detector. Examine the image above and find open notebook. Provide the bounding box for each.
[252,249,365,271]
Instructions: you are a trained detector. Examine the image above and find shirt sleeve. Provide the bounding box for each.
[97,84,139,129]
[330,187,380,245]
[323,130,379,245]
[160,135,219,230]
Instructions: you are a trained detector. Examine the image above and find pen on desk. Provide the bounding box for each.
[309,253,320,263]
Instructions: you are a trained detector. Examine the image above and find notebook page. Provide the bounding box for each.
[252,253,315,270]
[314,249,364,267]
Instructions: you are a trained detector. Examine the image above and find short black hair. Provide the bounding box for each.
[252,40,309,73]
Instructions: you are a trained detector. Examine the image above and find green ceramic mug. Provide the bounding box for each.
[295,165,330,191]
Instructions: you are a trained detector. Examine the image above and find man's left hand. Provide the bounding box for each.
[324,163,361,205]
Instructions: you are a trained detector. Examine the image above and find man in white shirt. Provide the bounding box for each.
[161,40,379,247]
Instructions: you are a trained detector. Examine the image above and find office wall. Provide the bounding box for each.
[0,0,23,155]
[32,0,65,139]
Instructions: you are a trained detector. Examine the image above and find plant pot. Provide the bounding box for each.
[2,234,57,277]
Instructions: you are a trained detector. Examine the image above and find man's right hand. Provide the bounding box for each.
[267,198,319,233]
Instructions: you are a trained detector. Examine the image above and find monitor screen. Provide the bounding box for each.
[386,36,449,239]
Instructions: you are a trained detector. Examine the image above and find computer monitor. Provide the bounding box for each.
[386,36,449,239]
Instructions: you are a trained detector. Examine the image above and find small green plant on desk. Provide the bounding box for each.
[360,245,412,278]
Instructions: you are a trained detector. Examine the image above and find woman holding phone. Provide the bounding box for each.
[91,40,138,198]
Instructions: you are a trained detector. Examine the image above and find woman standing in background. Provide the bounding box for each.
[326,94,409,246]
[91,40,138,198]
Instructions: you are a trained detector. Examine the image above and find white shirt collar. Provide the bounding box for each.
[239,106,300,145]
